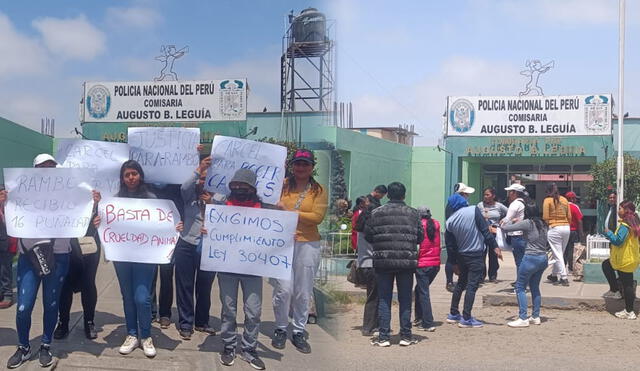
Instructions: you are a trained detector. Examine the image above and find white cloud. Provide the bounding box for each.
[32,15,106,61]
[0,12,49,78]
[106,6,163,29]
[500,0,617,25]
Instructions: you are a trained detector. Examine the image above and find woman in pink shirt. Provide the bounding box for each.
[414,206,441,332]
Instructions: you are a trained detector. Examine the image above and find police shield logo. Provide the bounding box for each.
[86,85,111,119]
[449,99,475,133]
[219,80,245,119]
[584,95,609,133]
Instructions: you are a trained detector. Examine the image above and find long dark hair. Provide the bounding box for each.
[545,182,560,204]
[283,170,323,196]
[117,160,149,197]
[425,211,436,242]
[353,196,367,212]
[620,200,640,237]
[524,202,547,235]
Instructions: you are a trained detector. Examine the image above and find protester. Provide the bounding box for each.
[0,185,16,310]
[174,155,216,341]
[7,154,94,369]
[445,188,499,329]
[501,203,549,328]
[564,191,583,274]
[502,183,527,272]
[366,182,423,347]
[351,196,368,252]
[93,160,183,358]
[477,187,508,282]
[444,183,474,292]
[601,201,640,320]
[215,169,269,370]
[542,183,571,286]
[367,185,387,209]
[604,192,618,233]
[271,149,328,354]
[413,206,440,332]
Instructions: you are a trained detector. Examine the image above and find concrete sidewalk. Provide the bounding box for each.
[330,251,639,312]
[0,259,339,371]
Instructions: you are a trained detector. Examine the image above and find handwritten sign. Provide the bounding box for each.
[3,168,94,238]
[97,197,180,264]
[55,139,130,195]
[200,204,298,280]
[205,136,286,205]
[128,127,200,184]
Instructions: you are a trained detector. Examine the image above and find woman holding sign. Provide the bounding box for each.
[271,149,327,355]
[93,160,183,358]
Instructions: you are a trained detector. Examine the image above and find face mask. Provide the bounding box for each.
[230,189,252,202]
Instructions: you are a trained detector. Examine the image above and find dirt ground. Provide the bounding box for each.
[329,301,640,371]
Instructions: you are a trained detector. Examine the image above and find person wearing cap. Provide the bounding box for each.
[477,187,508,283]
[443,183,474,293]
[174,155,217,341]
[271,149,327,354]
[414,206,441,332]
[445,188,499,328]
[213,168,270,370]
[564,191,583,275]
[543,183,571,286]
[501,183,528,271]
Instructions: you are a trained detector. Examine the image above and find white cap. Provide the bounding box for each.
[33,154,57,167]
[505,183,526,192]
[455,182,475,194]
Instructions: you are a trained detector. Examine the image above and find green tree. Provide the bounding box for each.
[587,154,640,203]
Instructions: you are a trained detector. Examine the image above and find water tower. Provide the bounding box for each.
[280,8,335,113]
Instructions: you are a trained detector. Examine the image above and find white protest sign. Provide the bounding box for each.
[55,139,129,195]
[128,127,200,184]
[97,197,180,264]
[201,204,298,280]
[205,136,287,205]
[3,168,94,238]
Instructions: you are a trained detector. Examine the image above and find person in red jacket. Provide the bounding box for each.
[414,206,441,332]
[351,196,369,252]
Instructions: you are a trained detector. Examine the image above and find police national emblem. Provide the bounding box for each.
[86,85,111,119]
[584,95,609,133]
[449,99,475,133]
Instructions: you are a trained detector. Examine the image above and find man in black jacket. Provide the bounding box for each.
[365,182,423,347]
[366,185,387,209]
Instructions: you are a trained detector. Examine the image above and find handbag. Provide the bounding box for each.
[78,236,98,255]
[347,259,358,284]
[21,239,56,277]
[495,227,512,251]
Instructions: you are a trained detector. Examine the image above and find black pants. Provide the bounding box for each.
[359,267,378,334]
[564,231,579,272]
[602,259,636,312]
[445,261,454,284]
[151,263,174,319]
[450,254,485,320]
[483,242,500,280]
[174,238,216,331]
[0,249,14,300]
[58,250,100,325]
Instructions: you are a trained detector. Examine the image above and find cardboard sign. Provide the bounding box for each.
[205,136,286,205]
[128,127,200,184]
[200,204,298,280]
[97,197,180,264]
[3,168,94,238]
[56,139,129,195]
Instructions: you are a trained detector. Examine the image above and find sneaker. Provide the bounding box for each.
[417,325,436,332]
[179,329,192,340]
[271,329,287,350]
[446,282,456,292]
[7,346,31,369]
[615,310,637,320]
[510,281,516,287]
[141,337,156,358]
[38,344,53,367]
[219,348,236,366]
[0,298,14,309]
[412,318,421,326]
[458,317,484,328]
[291,332,311,354]
[370,336,391,347]
[159,317,171,329]
[546,274,558,283]
[240,349,266,370]
[118,335,139,355]
[194,325,217,335]
[528,317,541,325]
[399,337,419,346]
[602,290,623,299]
[507,318,530,328]
[446,313,462,323]
[53,322,69,340]
[488,277,498,283]
[84,321,98,340]
[553,279,570,287]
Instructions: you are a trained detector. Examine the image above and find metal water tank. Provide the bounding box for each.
[292,8,326,43]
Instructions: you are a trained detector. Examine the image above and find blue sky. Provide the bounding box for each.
[1,0,639,145]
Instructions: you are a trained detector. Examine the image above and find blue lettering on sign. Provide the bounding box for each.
[208,247,227,261]
[238,249,291,268]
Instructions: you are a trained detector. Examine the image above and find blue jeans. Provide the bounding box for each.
[515,254,548,320]
[114,261,156,338]
[414,266,439,327]
[450,254,484,320]
[376,270,413,340]
[510,236,526,269]
[16,253,70,347]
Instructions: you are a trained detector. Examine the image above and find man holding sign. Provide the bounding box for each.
[202,169,296,370]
